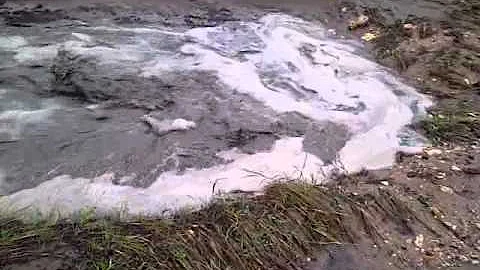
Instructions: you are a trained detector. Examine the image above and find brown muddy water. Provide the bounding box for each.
[0,0,476,216]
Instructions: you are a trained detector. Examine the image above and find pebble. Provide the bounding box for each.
[403,23,416,30]
[327,29,336,35]
[459,255,469,262]
[348,15,369,30]
[381,181,390,186]
[443,221,457,231]
[415,234,424,248]
[440,185,454,194]
[451,165,462,171]
[473,260,480,265]
[425,149,442,156]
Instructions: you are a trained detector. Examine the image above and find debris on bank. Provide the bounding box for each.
[348,14,369,30]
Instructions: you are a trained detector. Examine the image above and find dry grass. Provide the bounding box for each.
[0,182,368,270]
[0,178,433,270]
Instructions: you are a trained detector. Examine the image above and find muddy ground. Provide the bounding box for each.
[0,0,480,269]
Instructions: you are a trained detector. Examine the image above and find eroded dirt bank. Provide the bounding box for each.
[0,0,480,269]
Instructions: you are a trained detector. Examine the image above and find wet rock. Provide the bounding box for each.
[4,8,68,26]
[463,165,480,174]
[223,128,276,153]
[302,122,350,164]
[50,50,175,109]
[407,171,417,178]
[184,7,236,27]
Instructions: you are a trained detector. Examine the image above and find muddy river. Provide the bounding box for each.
[0,0,431,216]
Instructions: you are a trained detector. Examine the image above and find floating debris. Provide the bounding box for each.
[142,115,196,136]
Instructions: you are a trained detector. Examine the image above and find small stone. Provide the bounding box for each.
[432,78,438,82]
[415,234,424,248]
[443,221,457,231]
[451,165,462,172]
[465,78,471,85]
[403,23,416,30]
[440,185,454,194]
[407,171,417,178]
[327,29,337,35]
[473,260,480,265]
[435,173,446,180]
[431,206,444,218]
[381,181,390,186]
[348,15,369,30]
[459,255,469,262]
[425,149,442,156]
[475,223,480,230]
[341,7,348,12]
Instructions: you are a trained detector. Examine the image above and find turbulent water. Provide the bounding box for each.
[0,12,431,216]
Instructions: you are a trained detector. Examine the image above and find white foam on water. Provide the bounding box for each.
[1,14,432,217]
[72,32,93,42]
[0,137,324,216]
[0,105,58,141]
[0,36,28,50]
[14,45,60,63]
[0,88,60,141]
[143,14,431,170]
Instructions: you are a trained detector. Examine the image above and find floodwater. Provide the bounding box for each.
[0,1,431,216]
